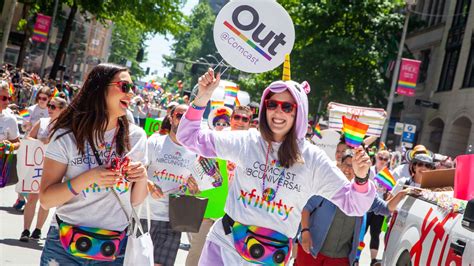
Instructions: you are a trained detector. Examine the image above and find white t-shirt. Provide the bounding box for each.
[141,134,198,221]
[27,104,49,124]
[45,124,147,231]
[213,129,349,238]
[0,113,20,141]
[37,117,51,142]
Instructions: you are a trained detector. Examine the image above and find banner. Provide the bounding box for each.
[32,14,51,43]
[396,58,421,97]
[144,117,163,136]
[328,102,387,137]
[16,140,45,193]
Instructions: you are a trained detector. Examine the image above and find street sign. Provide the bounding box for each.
[401,142,413,148]
[404,124,416,133]
[394,122,404,135]
[402,131,415,143]
[415,99,439,109]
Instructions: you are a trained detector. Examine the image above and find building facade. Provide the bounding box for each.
[400,0,473,157]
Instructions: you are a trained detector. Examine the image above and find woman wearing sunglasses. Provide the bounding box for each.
[20,97,68,242]
[23,86,51,133]
[39,63,148,264]
[0,80,20,149]
[177,69,376,265]
[208,106,232,131]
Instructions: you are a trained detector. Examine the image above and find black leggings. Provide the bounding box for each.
[365,212,385,250]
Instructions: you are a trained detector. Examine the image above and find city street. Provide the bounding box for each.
[1,184,380,265]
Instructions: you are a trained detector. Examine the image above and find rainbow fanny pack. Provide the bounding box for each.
[222,214,292,265]
[56,215,126,261]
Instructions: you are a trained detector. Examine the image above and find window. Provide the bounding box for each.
[418,49,431,83]
[463,36,474,88]
[452,0,471,27]
[438,29,463,91]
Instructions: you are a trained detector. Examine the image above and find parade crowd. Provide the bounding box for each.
[0,63,458,266]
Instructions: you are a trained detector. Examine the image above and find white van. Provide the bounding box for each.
[383,194,474,265]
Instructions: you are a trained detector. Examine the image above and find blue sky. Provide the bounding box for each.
[140,0,199,80]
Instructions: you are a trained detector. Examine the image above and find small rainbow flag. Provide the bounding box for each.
[379,141,387,150]
[52,87,60,97]
[235,96,241,107]
[210,100,224,109]
[313,123,322,139]
[19,110,30,118]
[375,167,396,190]
[342,116,369,148]
[224,86,239,98]
[8,83,14,96]
[356,242,365,258]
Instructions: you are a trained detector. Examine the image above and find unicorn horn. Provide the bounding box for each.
[282,54,291,81]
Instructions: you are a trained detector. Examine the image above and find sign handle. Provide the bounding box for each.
[213,59,230,76]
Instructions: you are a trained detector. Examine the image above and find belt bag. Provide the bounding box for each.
[57,215,126,261]
[222,214,292,265]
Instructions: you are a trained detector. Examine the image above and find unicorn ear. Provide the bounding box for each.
[301,81,310,94]
[282,54,291,81]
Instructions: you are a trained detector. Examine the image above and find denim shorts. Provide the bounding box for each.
[40,226,127,265]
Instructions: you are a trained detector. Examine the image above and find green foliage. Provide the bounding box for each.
[239,0,406,116]
[165,2,217,89]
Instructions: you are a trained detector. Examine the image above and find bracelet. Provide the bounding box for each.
[66,179,79,196]
[301,228,310,233]
[191,101,206,110]
[355,176,369,185]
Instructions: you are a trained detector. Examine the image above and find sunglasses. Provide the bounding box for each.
[174,113,184,120]
[265,99,297,113]
[1,95,12,101]
[414,161,435,169]
[109,81,136,94]
[232,114,250,123]
[47,103,62,111]
[38,96,49,102]
[377,156,389,161]
[215,122,229,127]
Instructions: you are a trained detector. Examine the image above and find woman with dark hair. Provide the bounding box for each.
[39,63,148,264]
[20,96,68,242]
[23,86,51,132]
[177,69,376,265]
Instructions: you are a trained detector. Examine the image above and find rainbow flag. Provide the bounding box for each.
[375,167,396,190]
[235,97,241,107]
[313,123,322,139]
[8,83,14,96]
[224,86,239,98]
[379,141,387,150]
[52,87,60,97]
[342,116,369,148]
[210,100,224,110]
[19,110,30,118]
[356,242,365,258]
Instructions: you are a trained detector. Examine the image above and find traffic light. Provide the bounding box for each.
[136,48,144,62]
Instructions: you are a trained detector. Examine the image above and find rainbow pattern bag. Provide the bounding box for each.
[231,220,292,265]
[57,216,126,261]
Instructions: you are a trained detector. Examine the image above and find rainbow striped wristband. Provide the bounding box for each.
[66,179,79,196]
[191,101,206,110]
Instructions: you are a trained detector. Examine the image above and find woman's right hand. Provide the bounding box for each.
[194,68,221,106]
[88,166,121,188]
[300,230,313,254]
[147,180,164,199]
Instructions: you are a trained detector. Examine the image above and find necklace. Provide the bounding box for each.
[261,142,286,202]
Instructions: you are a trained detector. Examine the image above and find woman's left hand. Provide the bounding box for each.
[123,162,147,182]
[352,146,372,178]
[186,176,200,195]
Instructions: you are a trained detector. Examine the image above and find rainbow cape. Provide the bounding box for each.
[375,167,396,190]
[342,116,369,148]
[19,110,30,118]
[313,123,322,139]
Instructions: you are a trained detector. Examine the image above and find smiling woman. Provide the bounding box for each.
[39,63,148,264]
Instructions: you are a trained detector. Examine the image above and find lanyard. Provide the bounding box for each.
[261,142,286,202]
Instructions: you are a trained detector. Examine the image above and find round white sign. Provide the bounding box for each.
[312,129,342,161]
[213,0,295,73]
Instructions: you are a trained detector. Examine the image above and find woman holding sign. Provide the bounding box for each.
[39,63,148,264]
[20,96,68,242]
[177,67,376,266]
